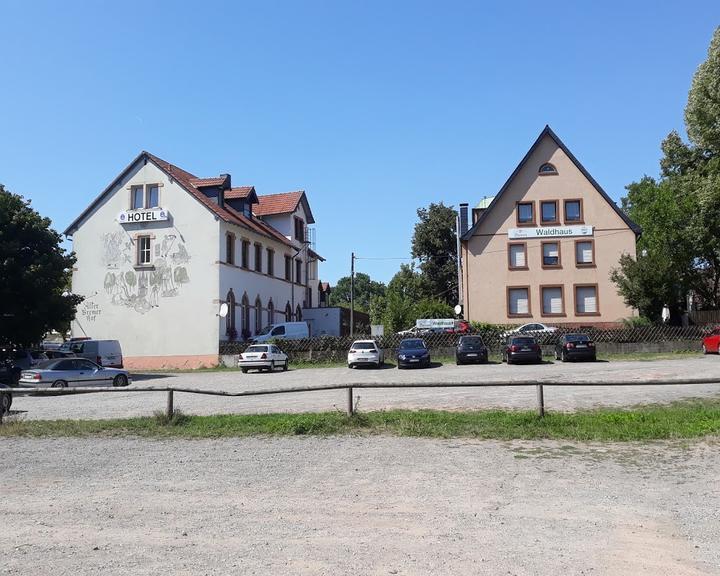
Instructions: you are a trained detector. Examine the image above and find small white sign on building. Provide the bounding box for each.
[117,208,169,224]
[508,224,593,240]
[371,324,385,337]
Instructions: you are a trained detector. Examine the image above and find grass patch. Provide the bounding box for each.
[2,399,720,441]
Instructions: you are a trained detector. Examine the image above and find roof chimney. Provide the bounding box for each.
[459,203,469,236]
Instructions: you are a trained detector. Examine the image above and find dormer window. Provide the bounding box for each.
[539,163,558,175]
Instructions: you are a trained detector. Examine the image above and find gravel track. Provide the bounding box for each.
[2,436,719,575]
[9,357,720,421]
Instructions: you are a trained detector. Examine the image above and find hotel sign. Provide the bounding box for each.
[117,208,169,224]
[508,225,593,240]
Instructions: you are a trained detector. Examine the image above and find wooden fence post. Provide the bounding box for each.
[346,386,354,416]
[536,384,545,417]
[167,389,174,419]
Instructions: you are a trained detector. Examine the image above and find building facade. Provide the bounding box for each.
[65,151,324,369]
[460,126,640,327]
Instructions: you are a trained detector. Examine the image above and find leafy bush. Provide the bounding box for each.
[620,316,654,328]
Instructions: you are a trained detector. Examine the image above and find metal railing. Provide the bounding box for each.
[6,377,720,421]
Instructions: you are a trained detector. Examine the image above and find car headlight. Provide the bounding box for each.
[398,354,406,360]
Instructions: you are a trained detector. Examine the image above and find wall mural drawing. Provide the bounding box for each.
[102,231,191,314]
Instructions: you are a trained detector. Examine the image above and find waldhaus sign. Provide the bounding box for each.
[508,225,593,240]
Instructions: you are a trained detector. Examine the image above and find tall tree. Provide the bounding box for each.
[411,202,458,305]
[612,26,720,316]
[0,185,82,345]
[328,272,386,312]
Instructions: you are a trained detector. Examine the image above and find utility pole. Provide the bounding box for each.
[350,252,355,336]
[455,213,463,315]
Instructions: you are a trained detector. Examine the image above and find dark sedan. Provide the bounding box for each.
[397,338,431,369]
[456,336,488,365]
[502,336,542,365]
[555,333,597,362]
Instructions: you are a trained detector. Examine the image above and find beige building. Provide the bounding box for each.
[459,126,640,327]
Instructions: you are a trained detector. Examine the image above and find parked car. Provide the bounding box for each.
[251,322,309,343]
[238,345,289,373]
[397,338,431,369]
[455,335,488,365]
[347,340,384,369]
[43,350,77,359]
[555,333,597,362]
[702,328,720,354]
[19,358,130,388]
[502,336,542,365]
[501,323,558,339]
[0,347,47,386]
[59,339,123,368]
[0,383,12,415]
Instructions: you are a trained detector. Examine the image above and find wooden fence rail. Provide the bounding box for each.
[5,378,720,420]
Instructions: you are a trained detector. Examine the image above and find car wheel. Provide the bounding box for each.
[240,368,248,374]
[561,350,567,362]
[555,349,560,360]
[0,393,11,415]
[112,374,128,387]
[507,356,513,365]
[702,344,708,355]
[283,360,288,371]
[51,380,67,388]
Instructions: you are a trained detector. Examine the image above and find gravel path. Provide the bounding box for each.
[9,357,720,421]
[2,436,719,575]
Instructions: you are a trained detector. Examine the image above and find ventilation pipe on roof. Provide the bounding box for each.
[218,174,231,209]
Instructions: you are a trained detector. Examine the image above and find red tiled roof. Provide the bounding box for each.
[254,191,304,216]
[225,186,255,199]
[144,153,294,248]
[189,177,227,187]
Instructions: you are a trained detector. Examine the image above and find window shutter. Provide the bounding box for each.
[543,288,562,314]
[510,245,525,267]
[576,242,593,264]
[510,289,529,314]
[577,286,597,313]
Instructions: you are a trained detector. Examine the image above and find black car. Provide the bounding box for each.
[397,338,431,369]
[555,333,596,362]
[0,383,12,415]
[502,336,542,365]
[456,336,488,365]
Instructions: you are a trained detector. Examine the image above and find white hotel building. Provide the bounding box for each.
[65,151,324,369]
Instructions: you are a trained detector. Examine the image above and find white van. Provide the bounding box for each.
[251,322,309,343]
[64,340,124,368]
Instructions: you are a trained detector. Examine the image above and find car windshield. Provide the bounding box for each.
[565,334,590,342]
[400,339,426,350]
[511,337,535,345]
[460,337,484,347]
[245,346,268,353]
[352,342,376,350]
[256,325,273,336]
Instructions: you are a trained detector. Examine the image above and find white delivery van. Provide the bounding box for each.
[251,322,309,343]
[66,340,124,368]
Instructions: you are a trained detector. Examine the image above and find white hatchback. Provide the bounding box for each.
[347,340,384,369]
[238,345,289,373]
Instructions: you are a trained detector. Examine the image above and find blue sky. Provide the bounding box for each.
[1,1,718,285]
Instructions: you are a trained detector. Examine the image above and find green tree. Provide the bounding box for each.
[411,202,458,305]
[612,26,720,316]
[0,186,82,345]
[412,298,455,320]
[381,290,415,333]
[329,272,386,312]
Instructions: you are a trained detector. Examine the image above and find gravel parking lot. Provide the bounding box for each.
[2,436,719,575]
[8,356,720,421]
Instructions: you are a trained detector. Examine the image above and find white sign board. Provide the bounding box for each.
[371,325,385,337]
[508,225,593,240]
[416,318,455,329]
[117,208,169,224]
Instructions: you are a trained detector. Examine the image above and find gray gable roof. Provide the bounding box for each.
[460,125,641,241]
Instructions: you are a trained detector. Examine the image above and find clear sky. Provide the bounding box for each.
[1,1,718,285]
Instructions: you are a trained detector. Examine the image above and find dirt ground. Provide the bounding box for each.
[2,436,719,575]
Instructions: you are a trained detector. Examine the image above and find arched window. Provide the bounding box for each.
[241,293,250,338]
[295,304,302,322]
[539,162,557,175]
[285,302,292,321]
[225,289,236,338]
[254,296,262,334]
[267,299,274,325]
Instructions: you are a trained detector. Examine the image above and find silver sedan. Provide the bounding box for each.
[20,358,131,388]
